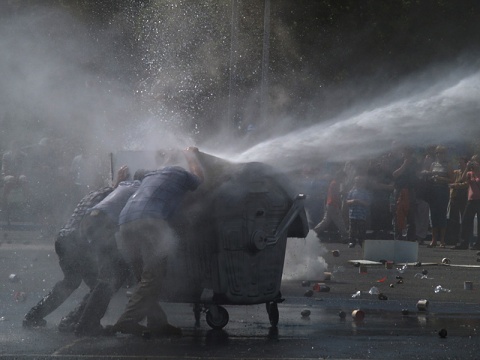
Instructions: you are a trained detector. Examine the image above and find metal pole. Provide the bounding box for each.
[260,0,270,125]
[228,0,239,129]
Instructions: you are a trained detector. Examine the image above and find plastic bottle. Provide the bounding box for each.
[434,285,451,293]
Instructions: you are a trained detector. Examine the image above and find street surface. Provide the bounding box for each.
[2,227,480,359]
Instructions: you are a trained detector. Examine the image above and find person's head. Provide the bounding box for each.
[435,145,448,160]
[458,156,468,169]
[133,169,148,181]
[467,155,480,171]
[353,175,366,188]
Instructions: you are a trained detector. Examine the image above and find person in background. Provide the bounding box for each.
[445,156,469,246]
[107,147,204,337]
[452,155,480,250]
[392,146,419,241]
[425,146,454,248]
[313,170,349,243]
[346,176,372,248]
[367,154,394,239]
[298,164,329,230]
[2,140,29,207]
[22,166,129,329]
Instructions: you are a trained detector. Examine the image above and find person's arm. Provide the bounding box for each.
[183,147,204,182]
[393,156,413,178]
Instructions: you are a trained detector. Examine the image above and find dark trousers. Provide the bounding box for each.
[460,199,480,246]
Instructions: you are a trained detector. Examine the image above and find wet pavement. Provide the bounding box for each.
[2,228,480,359]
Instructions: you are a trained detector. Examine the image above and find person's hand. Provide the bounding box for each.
[184,146,199,153]
[116,165,130,182]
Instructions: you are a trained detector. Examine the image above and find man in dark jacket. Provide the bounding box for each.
[22,166,129,330]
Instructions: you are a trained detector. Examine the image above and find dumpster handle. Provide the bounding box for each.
[265,194,306,246]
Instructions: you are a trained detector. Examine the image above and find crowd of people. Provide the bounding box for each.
[298,142,480,251]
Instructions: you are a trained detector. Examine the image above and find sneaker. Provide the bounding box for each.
[22,317,46,328]
[58,318,76,333]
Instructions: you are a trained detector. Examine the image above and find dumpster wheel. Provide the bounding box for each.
[266,302,279,327]
[206,305,229,329]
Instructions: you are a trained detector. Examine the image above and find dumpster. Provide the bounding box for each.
[112,150,309,329]
[160,151,309,329]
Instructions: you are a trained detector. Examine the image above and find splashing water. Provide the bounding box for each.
[233,70,480,170]
[282,231,328,281]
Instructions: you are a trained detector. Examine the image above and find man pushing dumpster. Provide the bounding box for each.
[107,146,204,337]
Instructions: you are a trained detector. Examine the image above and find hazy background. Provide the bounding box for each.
[1,1,480,166]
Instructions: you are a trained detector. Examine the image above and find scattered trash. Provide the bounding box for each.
[368,286,380,295]
[301,280,311,287]
[438,328,448,338]
[385,261,394,269]
[414,262,422,267]
[312,283,330,292]
[376,276,387,283]
[389,283,395,288]
[304,289,314,297]
[396,276,403,280]
[401,309,409,315]
[414,273,433,280]
[0,316,6,321]
[378,293,388,300]
[301,309,311,318]
[416,299,429,311]
[13,291,26,303]
[331,250,340,257]
[441,258,451,265]
[397,264,408,274]
[397,279,404,284]
[339,311,346,319]
[434,285,451,293]
[421,269,428,275]
[351,291,362,298]
[464,281,473,291]
[352,309,365,320]
[8,274,19,283]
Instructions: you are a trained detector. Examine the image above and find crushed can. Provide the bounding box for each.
[352,309,365,320]
[416,299,429,311]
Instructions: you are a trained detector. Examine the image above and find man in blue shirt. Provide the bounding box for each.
[108,147,204,337]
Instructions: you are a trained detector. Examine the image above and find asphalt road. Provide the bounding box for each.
[2,228,480,359]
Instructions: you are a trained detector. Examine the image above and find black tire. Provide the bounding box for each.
[206,306,229,329]
[266,302,279,327]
